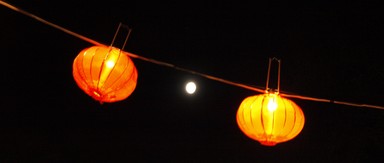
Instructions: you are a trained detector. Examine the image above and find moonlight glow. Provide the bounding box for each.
[185,81,197,94]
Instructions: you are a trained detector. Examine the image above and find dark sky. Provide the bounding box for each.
[1,1,384,162]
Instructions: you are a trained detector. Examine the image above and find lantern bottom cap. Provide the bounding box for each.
[259,141,277,146]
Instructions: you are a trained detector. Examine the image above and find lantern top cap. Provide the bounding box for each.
[265,88,279,95]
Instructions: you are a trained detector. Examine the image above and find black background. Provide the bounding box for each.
[1,1,383,162]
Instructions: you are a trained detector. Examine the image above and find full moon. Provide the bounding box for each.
[185,81,197,94]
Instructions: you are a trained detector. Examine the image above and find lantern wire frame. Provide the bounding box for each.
[110,22,132,51]
[265,57,281,94]
[1,0,384,110]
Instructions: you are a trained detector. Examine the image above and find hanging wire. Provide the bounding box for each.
[0,1,103,46]
[1,0,384,110]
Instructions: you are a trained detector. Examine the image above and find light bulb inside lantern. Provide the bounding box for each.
[267,98,277,112]
[106,60,115,68]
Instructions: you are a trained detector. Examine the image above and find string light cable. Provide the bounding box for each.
[1,0,383,110]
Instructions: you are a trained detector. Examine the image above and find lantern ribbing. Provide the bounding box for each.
[1,0,384,110]
[73,45,138,103]
[237,93,305,146]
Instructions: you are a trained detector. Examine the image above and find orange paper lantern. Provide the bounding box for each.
[236,93,305,146]
[73,45,138,103]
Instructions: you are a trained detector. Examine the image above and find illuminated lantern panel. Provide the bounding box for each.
[73,45,138,103]
[236,93,305,146]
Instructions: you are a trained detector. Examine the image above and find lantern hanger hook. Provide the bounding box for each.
[265,57,281,94]
[110,22,132,51]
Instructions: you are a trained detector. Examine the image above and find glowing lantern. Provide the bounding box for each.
[236,92,305,146]
[72,45,138,103]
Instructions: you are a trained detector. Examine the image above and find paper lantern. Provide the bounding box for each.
[73,45,138,103]
[236,93,305,146]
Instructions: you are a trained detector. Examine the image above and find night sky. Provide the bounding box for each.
[1,1,384,162]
